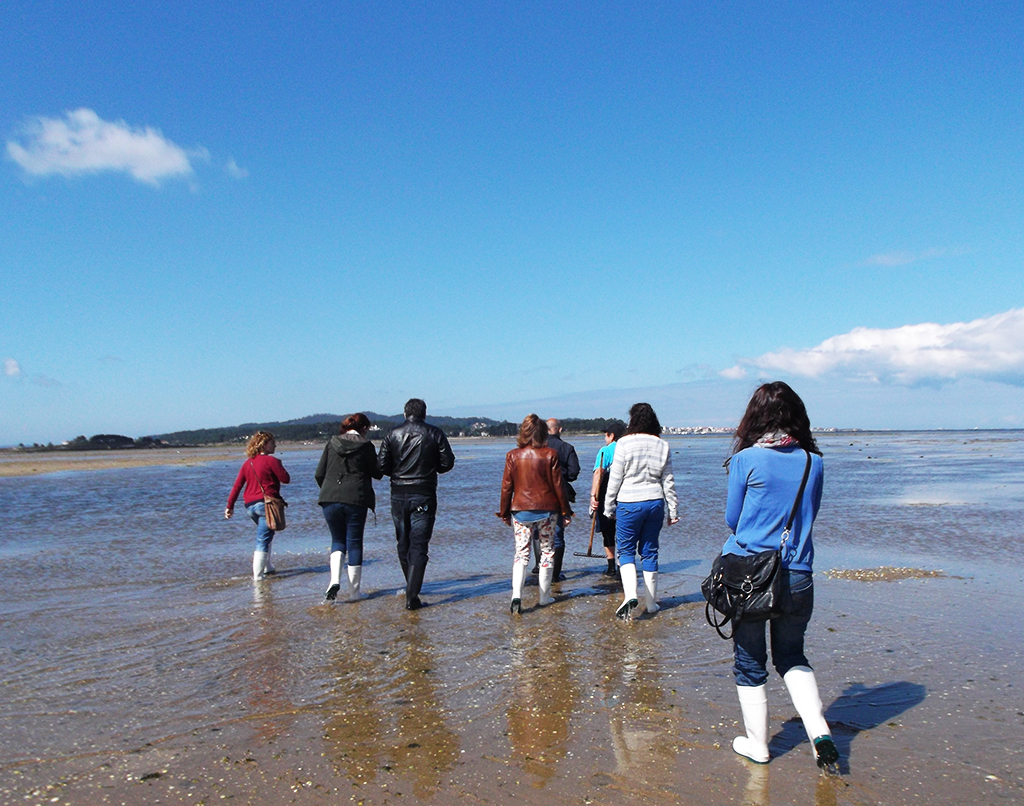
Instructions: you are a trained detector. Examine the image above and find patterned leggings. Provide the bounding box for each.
[512,513,557,568]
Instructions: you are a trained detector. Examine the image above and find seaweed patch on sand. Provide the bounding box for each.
[823,566,946,581]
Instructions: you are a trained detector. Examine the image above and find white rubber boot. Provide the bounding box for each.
[325,551,343,601]
[538,566,554,606]
[264,546,275,575]
[252,550,268,581]
[783,666,839,766]
[733,684,770,763]
[510,563,526,613]
[347,565,365,601]
[642,569,659,613]
[616,563,639,618]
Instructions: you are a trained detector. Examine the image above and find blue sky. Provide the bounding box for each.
[2,1,1022,444]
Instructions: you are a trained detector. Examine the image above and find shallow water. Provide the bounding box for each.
[2,433,1023,805]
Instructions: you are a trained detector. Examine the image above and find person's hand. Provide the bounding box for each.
[667,517,679,526]
[563,515,573,528]
[498,514,512,526]
[224,507,233,519]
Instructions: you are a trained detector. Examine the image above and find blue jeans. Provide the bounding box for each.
[322,502,368,566]
[246,501,274,552]
[733,569,814,687]
[615,499,664,572]
[553,515,566,550]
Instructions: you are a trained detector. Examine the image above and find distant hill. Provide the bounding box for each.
[151,414,628,445]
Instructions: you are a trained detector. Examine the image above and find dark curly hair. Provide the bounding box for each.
[624,403,662,437]
[731,381,820,456]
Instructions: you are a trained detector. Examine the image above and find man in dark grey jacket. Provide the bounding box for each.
[545,418,580,581]
[378,398,455,610]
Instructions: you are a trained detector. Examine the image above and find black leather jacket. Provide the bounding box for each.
[377,417,455,491]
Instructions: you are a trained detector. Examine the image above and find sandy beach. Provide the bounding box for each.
[1,433,1022,805]
[0,446,245,478]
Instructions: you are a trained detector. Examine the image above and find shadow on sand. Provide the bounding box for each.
[770,680,927,773]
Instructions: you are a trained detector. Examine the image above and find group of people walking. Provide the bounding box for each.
[224,383,838,768]
[226,398,454,611]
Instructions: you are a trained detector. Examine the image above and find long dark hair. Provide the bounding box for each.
[731,381,820,456]
[624,402,661,436]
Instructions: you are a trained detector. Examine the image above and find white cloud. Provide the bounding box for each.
[722,307,1024,386]
[6,108,201,185]
[225,158,249,179]
[4,358,21,378]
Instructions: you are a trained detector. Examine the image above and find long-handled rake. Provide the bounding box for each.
[572,511,605,558]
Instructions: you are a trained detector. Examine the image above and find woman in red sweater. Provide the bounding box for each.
[225,431,291,580]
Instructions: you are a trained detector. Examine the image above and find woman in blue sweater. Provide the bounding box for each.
[723,382,838,768]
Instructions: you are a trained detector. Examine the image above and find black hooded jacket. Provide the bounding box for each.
[315,432,383,509]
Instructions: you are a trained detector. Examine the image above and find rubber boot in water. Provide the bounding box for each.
[253,550,268,581]
[325,550,343,601]
[347,565,365,601]
[616,563,639,619]
[734,684,770,763]
[537,565,554,606]
[405,562,426,610]
[510,563,526,614]
[783,666,839,767]
[642,569,659,613]
[552,546,566,582]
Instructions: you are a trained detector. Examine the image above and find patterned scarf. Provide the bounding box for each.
[754,430,798,449]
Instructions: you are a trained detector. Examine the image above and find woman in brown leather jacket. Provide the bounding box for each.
[497,414,573,613]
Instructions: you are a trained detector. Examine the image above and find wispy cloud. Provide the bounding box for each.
[6,108,204,186]
[225,158,249,179]
[722,308,1024,386]
[4,358,21,378]
[862,248,947,267]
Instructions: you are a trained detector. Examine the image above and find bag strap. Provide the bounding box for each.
[250,458,269,498]
[780,450,813,550]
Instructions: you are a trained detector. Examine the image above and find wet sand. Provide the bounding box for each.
[2,565,1022,806]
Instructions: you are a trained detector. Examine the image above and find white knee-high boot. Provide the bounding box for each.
[734,684,770,763]
[253,551,268,580]
[511,563,526,600]
[325,551,343,600]
[783,666,839,766]
[510,563,526,613]
[642,570,659,613]
[616,563,639,618]
[538,566,554,606]
[347,565,364,601]
[783,666,830,740]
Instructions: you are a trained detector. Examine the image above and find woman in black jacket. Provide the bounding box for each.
[315,413,383,601]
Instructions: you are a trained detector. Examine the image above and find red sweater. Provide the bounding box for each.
[227,454,291,509]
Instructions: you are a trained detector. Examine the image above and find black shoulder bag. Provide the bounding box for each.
[701,450,812,639]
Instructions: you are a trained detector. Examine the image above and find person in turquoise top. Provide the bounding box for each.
[589,421,624,577]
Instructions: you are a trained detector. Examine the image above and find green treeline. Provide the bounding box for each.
[8,414,630,453]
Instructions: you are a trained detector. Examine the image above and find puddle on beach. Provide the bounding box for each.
[2,433,1023,804]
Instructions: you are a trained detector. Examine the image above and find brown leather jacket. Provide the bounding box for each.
[497,446,572,519]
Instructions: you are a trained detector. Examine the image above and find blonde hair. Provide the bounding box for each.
[245,430,275,458]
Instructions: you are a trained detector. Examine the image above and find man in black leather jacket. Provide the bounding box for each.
[378,398,456,610]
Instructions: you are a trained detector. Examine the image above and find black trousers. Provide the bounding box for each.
[390,490,437,580]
